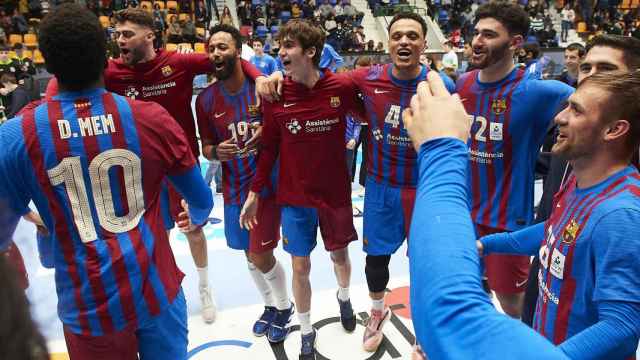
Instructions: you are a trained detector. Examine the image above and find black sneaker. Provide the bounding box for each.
[299,328,317,360]
[337,291,356,332]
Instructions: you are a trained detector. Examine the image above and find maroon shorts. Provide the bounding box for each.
[3,243,28,290]
[476,224,530,294]
[248,195,282,254]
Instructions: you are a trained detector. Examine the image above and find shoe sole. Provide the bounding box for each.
[362,309,390,352]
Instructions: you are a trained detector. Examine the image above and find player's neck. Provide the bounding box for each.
[135,47,157,65]
[571,153,629,189]
[222,64,246,94]
[392,64,422,81]
[291,66,320,89]
[57,77,105,93]
[478,56,515,83]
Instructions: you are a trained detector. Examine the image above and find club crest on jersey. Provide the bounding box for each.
[491,99,507,115]
[125,86,139,99]
[286,119,302,134]
[562,220,579,244]
[248,105,259,117]
[330,96,341,108]
[161,65,173,77]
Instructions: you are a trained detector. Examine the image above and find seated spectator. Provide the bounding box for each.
[0,73,30,119]
[319,0,334,19]
[334,0,345,22]
[166,14,182,43]
[153,3,166,31]
[181,17,197,44]
[11,43,35,82]
[366,39,375,51]
[11,9,27,35]
[351,25,365,51]
[530,12,545,35]
[195,0,210,29]
[220,5,233,26]
[325,14,338,33]
[178,0,191,13]
[237,0,251,26]
[375,41,384,52]
[292,3,302,18]
[302,0,314,18]
[0,25,7,47]
[342,0,363,26]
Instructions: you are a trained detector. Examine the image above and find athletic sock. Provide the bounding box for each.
[337,286,350,302]
[197,266,209,288]
[264,261,291,310]
[372,297,385,312]
[298,311,313,335]
[248,262,275,307]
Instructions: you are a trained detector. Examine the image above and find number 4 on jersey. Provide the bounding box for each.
[384,105,401,128]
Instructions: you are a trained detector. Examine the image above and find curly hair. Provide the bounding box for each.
[38,3,106,91]
[475,2,530,38]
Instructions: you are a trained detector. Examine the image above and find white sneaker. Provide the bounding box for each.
[199,285,217,324]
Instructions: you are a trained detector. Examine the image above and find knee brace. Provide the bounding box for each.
[365,255,391,293]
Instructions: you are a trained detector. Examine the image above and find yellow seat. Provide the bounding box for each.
[196,27,205,37]
[194,42,206,53]
[178,13,190,22]
[166,0,178,12]
[178,42,193,51]
[165,43,178,51]
[140,0,152,11]
[577,21,587,32]
[24,33,37,48]
[22,49,33,59]
[99,15,110,28]
[9,34,23,46]
[33,49,44,64]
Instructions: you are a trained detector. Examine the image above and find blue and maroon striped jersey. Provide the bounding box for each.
[0,88,212,336]
[457,68,573,231]
[346,64,456,188]
[535,167,640,357]
[196,79,268,205]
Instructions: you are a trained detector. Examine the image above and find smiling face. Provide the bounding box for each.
[115,20,155,65]
[208,31,240,81]
[388,18,426,72]
[471,17,519,69]
[278,35,316,77]
[578,46,628,84]
[552,84,610,160]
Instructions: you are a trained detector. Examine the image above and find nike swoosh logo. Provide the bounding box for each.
[374,89,389,94]
[516,280,527,288]
[214,112,226,118]
[283,103,296,108]
[261,240,273,246]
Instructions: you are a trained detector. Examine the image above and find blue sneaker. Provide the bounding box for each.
[253,306,277,337]
[267,303,295,343]
[299,328,317,360]
[337,292,356,332]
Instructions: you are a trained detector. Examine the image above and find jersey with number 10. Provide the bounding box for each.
[0,88,203,336]
[196,79,265,205]
[346,64,456,188]
[457,69,573,231]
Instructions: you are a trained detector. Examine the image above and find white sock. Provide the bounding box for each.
[197,266,209,288]
[337,287,350,301]
[372,298,385,312]
[248,262,275,307]
[298,311,313,335]
[264,261,291,310]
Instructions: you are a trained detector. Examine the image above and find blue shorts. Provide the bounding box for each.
[363,178,416,256]
[281,205,357,257]
[64,289,188,360]
[223,196,281,253]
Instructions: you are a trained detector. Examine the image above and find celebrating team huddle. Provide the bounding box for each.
[0,2,639,360]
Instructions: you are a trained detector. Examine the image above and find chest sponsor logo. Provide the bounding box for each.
[125,86,139,99]
[286,119,302,134]
[304,118,339,133]
[161,65,173,77]
[330,96,341,108]
[489,122,503,141]
[141,81,177,98]
[550,248,566,280]
[491,99,507,115]
[562,219,579,244]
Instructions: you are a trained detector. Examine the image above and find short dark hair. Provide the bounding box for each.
[114,8,155,29]
[38,4,106,91]
[387,12,428,37]
[277,19,325,67]
[354,55,373,67]
[523,42,540,59]
[12,43,23,50]
[252,37,264,46]
[586,34,640,71]
[475,1,530,38]
[208,24,242,51]
[566,42,586,57]
[579,70,640,154]
[1,73,17,85]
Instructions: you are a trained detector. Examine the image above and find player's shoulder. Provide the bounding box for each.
[455,69,479,90]
[522,76,574,96]
[195,82,220,109]
[166,49,208,66]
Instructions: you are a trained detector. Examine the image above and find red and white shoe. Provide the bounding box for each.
[362,307,390,352]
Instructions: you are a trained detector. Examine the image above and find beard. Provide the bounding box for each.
[122,46,147,66]
[471,40,511,69]
[213,55,237,81]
